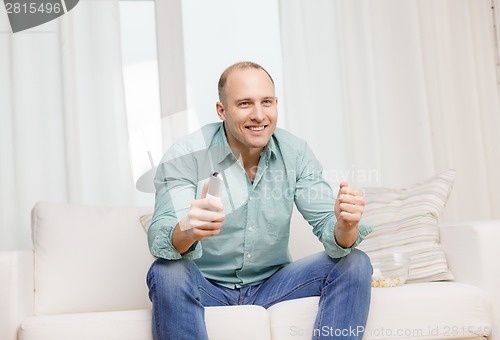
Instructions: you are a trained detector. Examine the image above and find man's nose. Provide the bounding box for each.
[251,105,265,121]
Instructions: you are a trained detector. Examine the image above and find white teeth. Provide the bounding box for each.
[248,126,264,131]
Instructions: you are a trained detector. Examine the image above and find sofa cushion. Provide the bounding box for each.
[19,306,271,340]
[267,282,491,339]
[205,305,271,340]
[31,202,154,315]
[358,170,456,282]
[19,309,153,340]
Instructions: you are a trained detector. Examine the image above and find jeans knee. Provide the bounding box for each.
[343,249,373,285]
[147,258,196,295]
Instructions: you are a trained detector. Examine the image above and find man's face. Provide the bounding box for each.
[216,68,278,154]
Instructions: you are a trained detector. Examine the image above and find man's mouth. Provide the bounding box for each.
[246,125,266,132]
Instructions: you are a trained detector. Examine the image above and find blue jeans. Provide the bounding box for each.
[147,250,372,340]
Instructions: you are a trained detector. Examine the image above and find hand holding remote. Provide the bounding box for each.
[178,173,225,238]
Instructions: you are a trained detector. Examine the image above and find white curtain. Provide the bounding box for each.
[279,0,500,222]
[0,0,135,250]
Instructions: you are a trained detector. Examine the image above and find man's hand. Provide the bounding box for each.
[173,180,225,254]
[334,182,365,248]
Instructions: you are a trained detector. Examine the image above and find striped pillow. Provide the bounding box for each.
[357,169,456,283]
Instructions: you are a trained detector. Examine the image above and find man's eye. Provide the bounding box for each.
[263,100,272,105]
[240,102,249,107]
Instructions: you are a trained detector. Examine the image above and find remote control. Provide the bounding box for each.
[207,172,223,199]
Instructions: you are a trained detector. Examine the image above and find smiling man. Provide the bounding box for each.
[147,61,373,340]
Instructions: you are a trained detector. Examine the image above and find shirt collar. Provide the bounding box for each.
[262,133,277,162]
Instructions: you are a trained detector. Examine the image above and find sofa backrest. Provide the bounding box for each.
[31,202,154,316]
[289,207,324,260]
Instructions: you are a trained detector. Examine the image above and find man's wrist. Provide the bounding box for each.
[334,222,359,249]
[172,221,196,254]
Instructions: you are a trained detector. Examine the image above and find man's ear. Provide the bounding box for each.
[216,102,226,121]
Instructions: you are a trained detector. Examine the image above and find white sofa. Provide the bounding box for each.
[0,201,497,340]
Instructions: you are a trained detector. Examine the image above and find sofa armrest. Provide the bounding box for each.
[440,220,500,339]
[0,250,34,340]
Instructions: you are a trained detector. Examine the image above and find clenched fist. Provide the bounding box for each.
[334,182,365,248]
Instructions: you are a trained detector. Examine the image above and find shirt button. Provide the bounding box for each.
[249,196,253,201]
[248,226,253,231]
[246,253,252,259]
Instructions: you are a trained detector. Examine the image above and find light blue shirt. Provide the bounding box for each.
[148,122,372,288]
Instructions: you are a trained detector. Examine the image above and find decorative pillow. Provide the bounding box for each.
[357,169,456,283]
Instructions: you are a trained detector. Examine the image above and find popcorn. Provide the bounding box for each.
[371,275,404,288]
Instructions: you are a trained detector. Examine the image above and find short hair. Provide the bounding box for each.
[217,61,275,104]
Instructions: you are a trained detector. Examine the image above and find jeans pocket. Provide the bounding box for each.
[198,286,229,307]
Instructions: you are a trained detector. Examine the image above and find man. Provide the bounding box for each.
[147,61,373,340]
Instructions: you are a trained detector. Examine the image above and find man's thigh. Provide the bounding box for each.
[249,251,341,308]
[148,258,238,307]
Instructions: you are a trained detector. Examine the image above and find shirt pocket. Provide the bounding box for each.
[261,223,290,248]
[264,223,280,243]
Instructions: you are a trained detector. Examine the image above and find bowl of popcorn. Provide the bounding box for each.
[369,252,410,288]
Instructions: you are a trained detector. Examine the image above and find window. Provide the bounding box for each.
[120,0,162,201]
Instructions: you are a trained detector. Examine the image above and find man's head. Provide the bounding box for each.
[218,62,275,105]
[216,62,278,155]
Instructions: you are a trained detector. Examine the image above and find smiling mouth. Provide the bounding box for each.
[246,125,266,131]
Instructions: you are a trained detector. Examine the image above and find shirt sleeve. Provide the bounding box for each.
[293,142,373,258]
[147,143,202,260]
